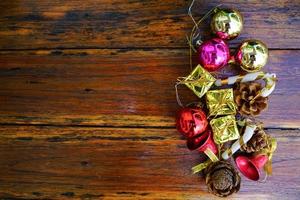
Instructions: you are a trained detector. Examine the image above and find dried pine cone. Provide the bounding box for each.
[234,82,268,116]
[205,161,241,197]
[241,127,268,153]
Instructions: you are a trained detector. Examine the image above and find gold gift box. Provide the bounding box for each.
[206,88,236,116]
[184,64,216,98]
[210,115,239,144]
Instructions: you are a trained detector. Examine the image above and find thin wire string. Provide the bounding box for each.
[187,1,222,51]
[175,83,184,107]
[175,1,222,107]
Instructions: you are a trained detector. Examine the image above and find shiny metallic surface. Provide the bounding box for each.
[198,38,230,71]
[176,107,208,139]
[235,155,268,181]
[211,8,243,40]
[235,40,269,72]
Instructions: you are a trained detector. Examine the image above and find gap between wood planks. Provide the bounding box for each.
[0,123,298,131]
[0,126,299,199]
[0,48,299,129]
[0,47,299,52]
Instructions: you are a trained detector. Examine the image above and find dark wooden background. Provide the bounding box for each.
[0,0,299,199]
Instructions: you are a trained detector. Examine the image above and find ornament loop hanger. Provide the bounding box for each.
[187,0,222,69]
[188,0,222,50]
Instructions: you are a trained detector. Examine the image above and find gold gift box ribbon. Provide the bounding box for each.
[255,135,277,175]
[210,115,240,144]
[206,88,237,117]
[179,64,216,98]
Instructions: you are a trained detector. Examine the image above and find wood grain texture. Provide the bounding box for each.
[0,0,299,199]
[0,0,299,49]
[0,49,299,128]
[0,126,299,200]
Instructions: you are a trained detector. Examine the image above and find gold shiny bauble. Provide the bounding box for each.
[211,8,243,40]
[236,40,269,72]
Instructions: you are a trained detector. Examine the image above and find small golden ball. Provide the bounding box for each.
[211,8,243,40]
[236,40,269,72]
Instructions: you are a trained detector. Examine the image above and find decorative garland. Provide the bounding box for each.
[175,1,277,197]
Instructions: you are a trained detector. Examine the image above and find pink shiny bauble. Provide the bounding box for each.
[176,107,208,139]
[198,38,230,71]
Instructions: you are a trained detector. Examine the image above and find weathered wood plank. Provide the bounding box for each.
[0,0,299,49]
[0,126,299,199]
[0,49,298,128]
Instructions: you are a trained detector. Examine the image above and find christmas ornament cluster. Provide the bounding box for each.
[175,5,277,197]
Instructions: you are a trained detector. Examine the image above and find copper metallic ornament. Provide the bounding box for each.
[235,40,269,72]
[211,8,243,40]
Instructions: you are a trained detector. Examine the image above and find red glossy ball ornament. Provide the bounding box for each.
[176,107,208,139]
[198,38,230,71]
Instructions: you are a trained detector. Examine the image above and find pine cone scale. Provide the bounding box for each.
[205,161,241,197]
[234,82,268,116]
[241,127,268,153]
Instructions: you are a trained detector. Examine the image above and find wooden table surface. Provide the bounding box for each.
[0,0,299,199]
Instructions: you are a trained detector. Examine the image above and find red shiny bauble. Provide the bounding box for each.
[198,38,230,71]
[176,107,208,138]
